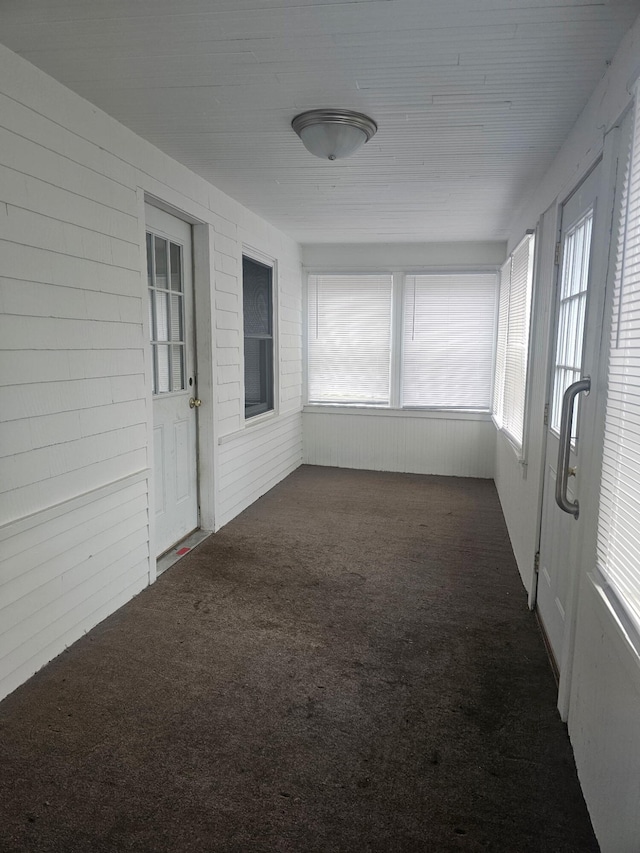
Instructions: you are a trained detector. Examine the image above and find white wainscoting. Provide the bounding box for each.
[0,472,150,701]
[303,408,495,478]
[217,411,303,528]
[568,576,640,853]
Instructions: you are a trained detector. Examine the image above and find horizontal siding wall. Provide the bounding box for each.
[303,410,495,478]
[0,473,149,700]
[0,44,303,702]
[217,412,303,528]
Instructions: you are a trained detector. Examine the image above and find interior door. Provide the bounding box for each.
[145,204,199,556]
[537,164,601,672]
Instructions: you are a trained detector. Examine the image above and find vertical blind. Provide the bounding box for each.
[597,96,640,632]
[401,274,498,409]
[307,274,392,404]
[493,234,535,449]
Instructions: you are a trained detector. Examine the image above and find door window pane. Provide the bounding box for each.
[550,210,593,437]
[156,345,170,393]
[147,233,187,394]
[154,236,168,289]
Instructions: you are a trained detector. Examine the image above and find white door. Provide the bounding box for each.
[145,204,199,556]
[537,164,602,671]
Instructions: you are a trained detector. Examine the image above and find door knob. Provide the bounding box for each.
[189,397,201,409]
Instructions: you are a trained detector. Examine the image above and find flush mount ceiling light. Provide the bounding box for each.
[291,109,377,161]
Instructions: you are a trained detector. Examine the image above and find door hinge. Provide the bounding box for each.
[554,242,561,265]
[543,403,549,426]
[534,551,540,574]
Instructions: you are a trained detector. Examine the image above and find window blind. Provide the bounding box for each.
[307,274,392,404]
[401,273,498,409]
[493,260,511,428]
[597,97,640,631]
[492,234,535,449]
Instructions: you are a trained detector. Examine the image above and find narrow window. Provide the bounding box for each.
[243,255,274,419]
[493,233,536,449]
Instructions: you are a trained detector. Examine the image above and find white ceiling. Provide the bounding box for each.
[1,0,639,244]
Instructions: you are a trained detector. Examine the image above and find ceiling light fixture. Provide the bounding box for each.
[291,109,377,161]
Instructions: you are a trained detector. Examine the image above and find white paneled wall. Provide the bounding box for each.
[217,412,303,528]
[0,43,303,702]
[494,203,556,594]
[0,473,150,701]
[303,410,495,478]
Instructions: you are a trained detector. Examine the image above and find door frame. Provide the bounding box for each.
[137,190,217,581]
[532,133,623,718]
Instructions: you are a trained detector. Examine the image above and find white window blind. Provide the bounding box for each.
[307,274,392,404]
[402,273,498,409]
[597,97,640,632]
[492,234,535,449]
[493,260,510,428]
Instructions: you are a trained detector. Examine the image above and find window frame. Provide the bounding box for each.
[306,273,394,406]
[304,267,501,416]
[400,271,499,412]
[492,232,536,456]
[242,250,277,422]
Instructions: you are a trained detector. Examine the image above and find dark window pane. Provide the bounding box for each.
[243,256,274,418]
[243,256,272,337]
[244,337,273,417]
[146,233,153,286]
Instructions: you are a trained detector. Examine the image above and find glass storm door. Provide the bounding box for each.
[537,164,600,676]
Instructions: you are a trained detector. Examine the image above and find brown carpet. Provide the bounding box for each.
[0,466,598,852]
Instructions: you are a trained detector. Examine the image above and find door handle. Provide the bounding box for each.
[189,397,201,409]
[555,377,590,518]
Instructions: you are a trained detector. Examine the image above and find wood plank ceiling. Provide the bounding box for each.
[1,0,638,243]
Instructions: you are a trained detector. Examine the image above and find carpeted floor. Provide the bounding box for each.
[0,466,598,852]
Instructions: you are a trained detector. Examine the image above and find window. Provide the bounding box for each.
[597,98,640,633]
[306,271,498,410]
[243,255,274,419]
[307,274,392,404]
[493,233,536,450]
[402,274,498,409]
[550,211,592,437]
[147,232,186,395]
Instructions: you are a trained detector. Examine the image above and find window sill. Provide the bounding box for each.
[218,408,299,445]
[303,405,492,422]
[494,421,526,465]
[589,571,640,674]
